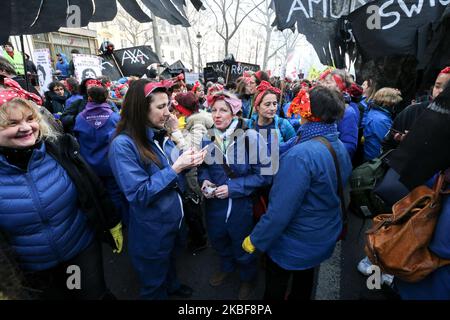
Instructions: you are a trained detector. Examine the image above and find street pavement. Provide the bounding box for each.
[103,211,399,300]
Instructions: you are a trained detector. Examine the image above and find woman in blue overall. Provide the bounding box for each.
[108,79,206,299]
[245,81,296,152]
[242,86,352,300]
[198,90,272,300]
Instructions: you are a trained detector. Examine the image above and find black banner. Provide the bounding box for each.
[100,55,123,81]
[112,45,160,78]
[271,0,370,67]
[1,1,204,42]
[348,0,448,60]
[206,61,260,82]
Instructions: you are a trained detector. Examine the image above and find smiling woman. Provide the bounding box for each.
[0,98,55,149]
[0,98,121,300]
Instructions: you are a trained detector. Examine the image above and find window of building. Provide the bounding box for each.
[32,32,98,61]
[101,22,108,28]
[170,51,175,60]
[121,39,128,48]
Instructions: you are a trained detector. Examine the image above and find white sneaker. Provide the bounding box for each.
[357,256,373,276]
[382,273,394,287]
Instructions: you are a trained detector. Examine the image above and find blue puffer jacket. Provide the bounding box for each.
[249,129,352,270]
[363,105,392,161]
[337,105,359,159]
[108,128,185,258]
[0,143,94,271]
[395,184,450,300]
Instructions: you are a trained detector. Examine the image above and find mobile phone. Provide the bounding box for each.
[203,185,217,196]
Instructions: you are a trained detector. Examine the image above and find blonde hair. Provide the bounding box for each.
[373,88,403,108]
[0,98,59,142]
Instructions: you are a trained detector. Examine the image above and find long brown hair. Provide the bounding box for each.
[114,79,165,166]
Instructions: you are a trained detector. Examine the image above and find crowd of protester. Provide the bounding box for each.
[0,47,449,301]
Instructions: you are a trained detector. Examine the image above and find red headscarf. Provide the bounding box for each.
[191,81,201,93]
[288,88,321,122]
[320,69,346,92]
[0,78,43,106]
[253,81,281,108]
[439,66,450,75]
[144,80,174,97]
[85,79,103,88]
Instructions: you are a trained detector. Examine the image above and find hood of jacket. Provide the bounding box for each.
[185,111,214,131]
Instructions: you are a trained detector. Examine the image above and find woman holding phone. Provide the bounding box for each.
[108,79,206,300]
[198,90,271,300]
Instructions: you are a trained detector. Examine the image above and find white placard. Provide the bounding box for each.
[73,54,103,82]
[33,48,53,95]
[185,72,200,85]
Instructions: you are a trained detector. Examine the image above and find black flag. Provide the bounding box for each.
[271,0,368,67]
[112,46,160,77]
[348,0,448,60]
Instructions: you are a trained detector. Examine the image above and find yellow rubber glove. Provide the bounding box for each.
[109,222,123,254]
[242,236,255,254]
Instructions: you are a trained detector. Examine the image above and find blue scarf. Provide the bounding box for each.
[297,122,338,144]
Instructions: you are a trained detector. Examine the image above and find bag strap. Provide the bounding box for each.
[214,124,248,180]
[221,162,238,179]
[313,137,347,223]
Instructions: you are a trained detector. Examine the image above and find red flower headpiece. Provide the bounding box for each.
[288,88,321,122]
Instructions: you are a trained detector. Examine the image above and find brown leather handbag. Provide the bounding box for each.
[365,172,450,282]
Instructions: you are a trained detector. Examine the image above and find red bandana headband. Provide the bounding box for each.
[0,78,43,106]
[174,104,194,117]
[288,88,321,122]
[85,79,103,88]
[114,84,128,99]
[253,81,281,108]
[320,69,346,92]
[144,80,174,97]
[439,66,450,75]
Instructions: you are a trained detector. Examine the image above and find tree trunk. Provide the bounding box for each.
[255,40,259,65]
[262,25,272,70]
[151,13,162,61]
[185,28,195,71]
[224,39,229,57]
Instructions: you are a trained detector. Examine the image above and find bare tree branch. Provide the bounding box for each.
[229,0,264,39]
